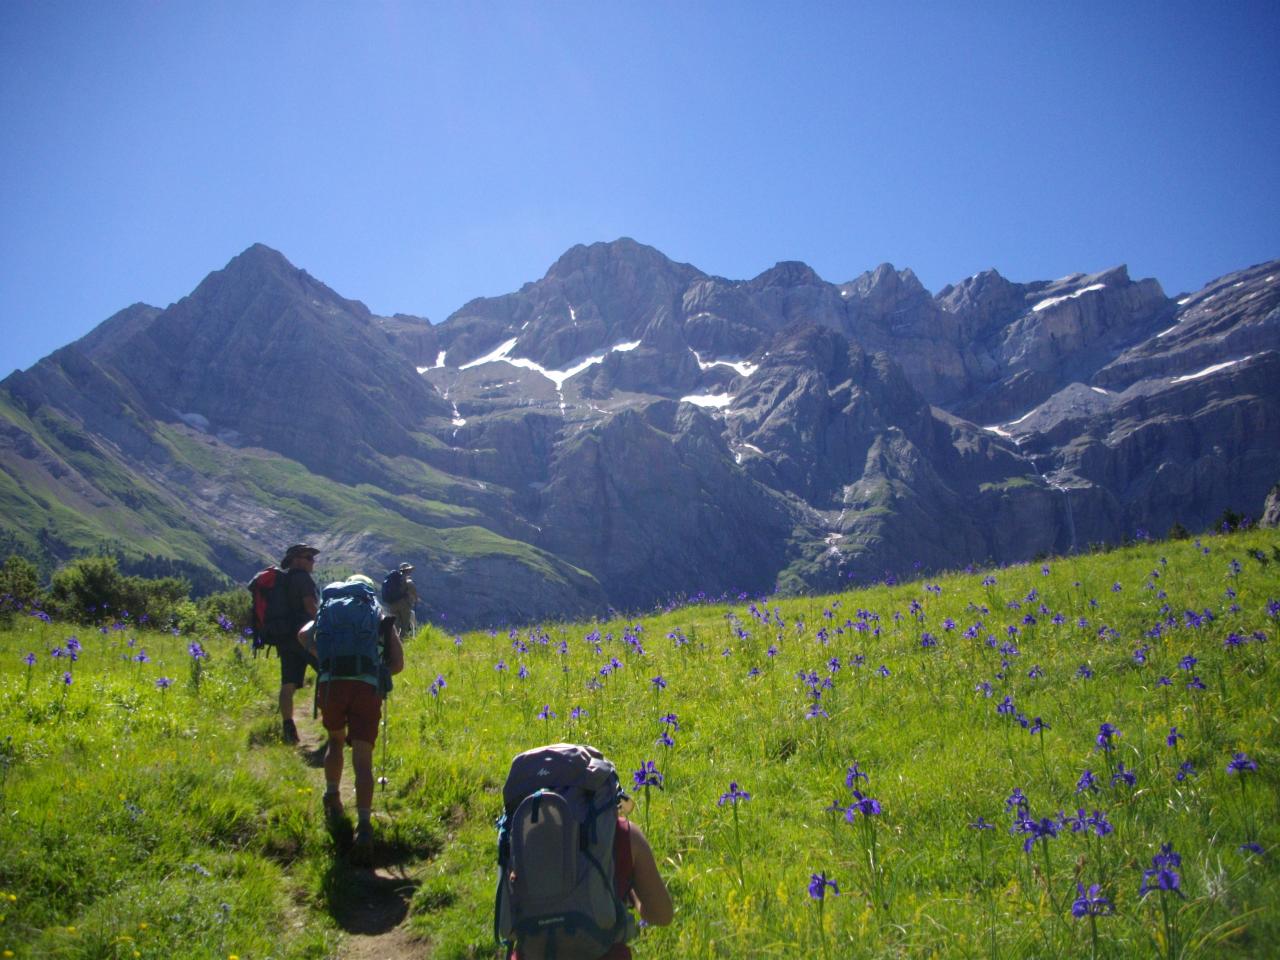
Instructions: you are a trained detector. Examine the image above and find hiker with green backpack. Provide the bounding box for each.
[299,573,404,856]
[495,743,673,959]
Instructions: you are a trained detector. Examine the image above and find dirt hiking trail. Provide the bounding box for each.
[293,714,430,960]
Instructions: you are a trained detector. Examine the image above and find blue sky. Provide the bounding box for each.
[2,1,1277,373]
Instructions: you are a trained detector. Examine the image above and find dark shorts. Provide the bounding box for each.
[318,679,382,744]
[278,639,316,688]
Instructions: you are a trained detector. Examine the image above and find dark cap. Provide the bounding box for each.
[282,543,320,565]
[397,562,414,572]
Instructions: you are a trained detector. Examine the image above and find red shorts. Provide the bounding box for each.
[318,679,382,744]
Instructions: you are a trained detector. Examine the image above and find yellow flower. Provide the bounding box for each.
[4,949,14,957]
[138,922,148,930]
[66,926,77,934]
[5,895,13,902]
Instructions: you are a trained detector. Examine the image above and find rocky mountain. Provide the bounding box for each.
[2,239,1276,626]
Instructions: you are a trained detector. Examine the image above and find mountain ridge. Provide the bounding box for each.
[2,239,1276,626]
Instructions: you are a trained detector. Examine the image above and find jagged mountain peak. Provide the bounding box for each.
[749,260,824,289]
[543,237,701,284]
[185,243,372,321]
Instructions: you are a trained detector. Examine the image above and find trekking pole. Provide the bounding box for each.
[380,689,389,794]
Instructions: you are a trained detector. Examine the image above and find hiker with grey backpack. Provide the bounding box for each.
[495,743,672,959]
[299,573,404,858]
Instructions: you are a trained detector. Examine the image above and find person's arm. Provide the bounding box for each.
[298,620,317,657]
[627,821,673,926]
[384,623,405,675]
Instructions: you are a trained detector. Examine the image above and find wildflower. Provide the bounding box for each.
[1111,762,1136,788]
[1139,843,1185,898]
[155,677,173,690]
[718,782,751,806]
[1095,723,1118,752]
[1005,788,1029,815]
[969,816,995,830]
[1071,883,1115,917]
[570,706,587,720]
[495,659,507,672]
[1076,663,1094,679]
[633,761,663,790]
[876,664,891,677]
[996,696,1015,716]
[429,675,446,697]
[1227,752,1258,775]
[659,712,680,729]
[656,729,674,747]
[650,675,667,691]
[1156,676,1172,687]
[22,652,35,666]
[187,641,207,660]
[62,671,73,686]
[1186,676,1206,691]
[1175,761,1196,782]
[1239,842,1264,856]
[1028,716,1050,735]
[518,664,530,680]
[809,872,839,899]
[845,790,881,818]
[537,704,555,720]
[1178,654,1198,671]
[1166,726,1183,747]
[845,762,869,787]
[1076,769,1100,794]
[1014,816,1058,853]
[1028,664,1043,679]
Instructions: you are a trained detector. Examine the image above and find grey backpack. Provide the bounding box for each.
[494,743,638,959]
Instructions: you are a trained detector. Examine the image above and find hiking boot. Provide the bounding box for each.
[351,822,374,864]
[322,792,346,825]
[282,718,299,744]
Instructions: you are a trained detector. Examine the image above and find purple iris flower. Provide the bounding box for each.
[1139,844,1185,898]
[718,782,751,806]
[1175,761,1196,782]
[1227,752,1258,775]
[1111,763,1136,788]
[1095,723,1118,752]
[1076,769,1100,794]
[845,762,869,787]
[1071,883,1114,917]
[1166,727,1183,747]
[808,872,839,899]
[633,761,663,790]
[845,790,881,819]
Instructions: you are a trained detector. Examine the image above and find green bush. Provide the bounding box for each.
[46,554,189,625]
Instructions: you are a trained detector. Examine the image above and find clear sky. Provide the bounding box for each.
[2,1,1277,374]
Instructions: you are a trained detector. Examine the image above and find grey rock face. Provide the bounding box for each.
[2,240,1276,626]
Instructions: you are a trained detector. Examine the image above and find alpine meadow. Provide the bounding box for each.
[2,526,1277,958]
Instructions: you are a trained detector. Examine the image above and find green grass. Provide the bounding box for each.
[2,528,1278,958]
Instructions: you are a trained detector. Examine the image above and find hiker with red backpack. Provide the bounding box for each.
[248,543,321,744]
[299,573,404,857]
[496,744,673,959]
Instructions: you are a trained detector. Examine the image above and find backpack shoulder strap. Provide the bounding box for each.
[613,816,634,900]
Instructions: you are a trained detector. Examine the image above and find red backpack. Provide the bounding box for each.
[248,566,293,650]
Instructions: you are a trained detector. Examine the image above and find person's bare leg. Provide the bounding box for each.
[279,682,296,721]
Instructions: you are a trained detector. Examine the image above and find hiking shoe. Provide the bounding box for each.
[282,718,299,744]
[351,822,374,864]
[322,792,346,824]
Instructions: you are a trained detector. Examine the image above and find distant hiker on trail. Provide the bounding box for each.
[381,561,419,639]
[300,573,404,858]
[496,744,673,960]
[249,543,321,745]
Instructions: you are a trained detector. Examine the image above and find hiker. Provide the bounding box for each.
[381,561,419,639]
[274,543,320,745]
[497,744,672,959]
[300,574,404,855]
